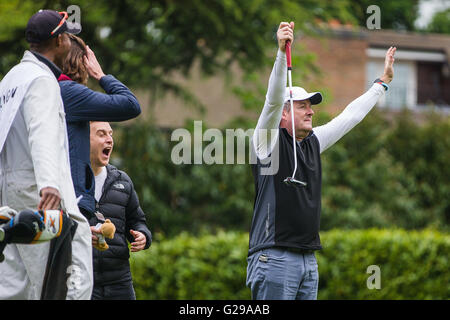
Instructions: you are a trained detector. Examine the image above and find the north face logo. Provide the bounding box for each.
[113,183,125,189]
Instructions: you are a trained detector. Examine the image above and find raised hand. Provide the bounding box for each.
[277,21,294,52]
[83,45,106,81]
[380,46,396,84]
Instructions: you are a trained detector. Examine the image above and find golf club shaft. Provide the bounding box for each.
[286,40,298,179]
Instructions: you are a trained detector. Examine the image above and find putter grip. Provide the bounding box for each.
[286,40,292,69]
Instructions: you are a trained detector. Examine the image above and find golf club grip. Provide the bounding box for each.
[286,40,292,69]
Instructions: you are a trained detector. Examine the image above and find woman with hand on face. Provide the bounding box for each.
[58,34,141,220]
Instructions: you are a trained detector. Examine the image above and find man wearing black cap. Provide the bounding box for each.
[25,10,81,70]
[0,10,93,299]
[246,22,396,300]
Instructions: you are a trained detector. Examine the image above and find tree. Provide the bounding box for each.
[0,0,359,107]
[427,8,450,34]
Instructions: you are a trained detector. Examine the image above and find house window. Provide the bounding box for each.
[417,62,450,107]
[366,59,417,109]
[366,47,450,110]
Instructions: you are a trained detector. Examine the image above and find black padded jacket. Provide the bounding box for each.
[89,164,152,286]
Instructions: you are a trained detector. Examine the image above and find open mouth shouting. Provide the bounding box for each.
[102,146,112,159]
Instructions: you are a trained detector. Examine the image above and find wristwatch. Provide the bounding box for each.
[374,78,389,91]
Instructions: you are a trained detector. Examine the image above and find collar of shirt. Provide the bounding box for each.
[30,51,62,79]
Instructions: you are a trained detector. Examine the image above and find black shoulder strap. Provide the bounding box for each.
[40,214,78,300]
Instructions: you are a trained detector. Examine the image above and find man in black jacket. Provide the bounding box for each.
[89,121,151,300]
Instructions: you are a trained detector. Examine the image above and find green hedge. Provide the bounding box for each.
[130,231,250,300]
[130,229,450,300]
[317,229,449,299]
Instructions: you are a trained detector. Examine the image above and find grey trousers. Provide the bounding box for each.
[246,247,319,300]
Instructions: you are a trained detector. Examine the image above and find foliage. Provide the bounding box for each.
[426,8,450,34]
[131,231,250,300]
[111,122,255,237]
[319,108,450,231]
[130,229,450,299]
[318,228,449,299]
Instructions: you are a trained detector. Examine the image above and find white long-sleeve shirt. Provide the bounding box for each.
[252,49,386,157]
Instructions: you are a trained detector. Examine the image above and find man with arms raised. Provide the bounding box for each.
[247,21,396,300]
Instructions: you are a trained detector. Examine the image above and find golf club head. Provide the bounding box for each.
[283,177,307,187]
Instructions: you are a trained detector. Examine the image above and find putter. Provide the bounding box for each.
[283,40,307,188]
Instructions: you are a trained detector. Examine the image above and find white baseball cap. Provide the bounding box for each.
[284,87,323,105]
